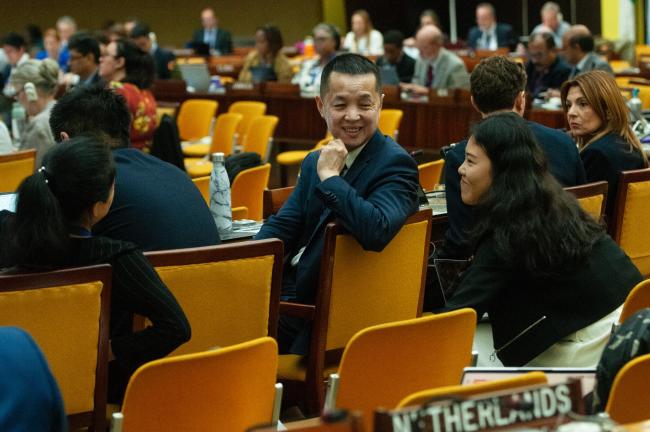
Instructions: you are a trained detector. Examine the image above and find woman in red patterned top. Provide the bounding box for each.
[99,39,157,150]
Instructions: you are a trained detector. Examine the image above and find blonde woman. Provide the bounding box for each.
[561,70,648,214]
[343,10,383,56]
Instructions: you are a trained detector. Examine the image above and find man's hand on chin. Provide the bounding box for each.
[317,138,348,181]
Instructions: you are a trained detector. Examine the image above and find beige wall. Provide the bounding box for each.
[2,0,323,48]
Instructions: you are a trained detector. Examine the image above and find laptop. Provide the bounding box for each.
[380,66,400,85]
[461,367,597,397]
[178,63,211,93]
[0,193,17,212]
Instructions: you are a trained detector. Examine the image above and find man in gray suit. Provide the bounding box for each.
[563,25,613,79]
[400,25,469,95]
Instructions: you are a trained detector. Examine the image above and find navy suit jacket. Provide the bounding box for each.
[152,47,176,80]
[467,23,517,50]
[255,130,420,304]
[191,28,233,55]
[441,120,586,259]
[0,327,67,431]
[526,56,571,98]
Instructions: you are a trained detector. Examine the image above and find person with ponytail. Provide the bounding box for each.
[437,113,641,367]
[99,38,157,150]
[9,58,60,166]
[0,137,190,403]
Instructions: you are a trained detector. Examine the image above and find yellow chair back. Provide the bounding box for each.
[120,337,279,432]
[228,101,267,140]
[378,109,403,140]
[418,160,444,191]
[176,99,218,141]
[612,170,650,276]
[397,371,547,408]
[0,149,36,192]
[565,181,608,222]
[605,353,650,424]
[191,176,210,205]
[145,240,282,356]
[335,310,477,431]
[0,265,111,431]
[242,115,279,161]
[619,279,650,324]
[609,60,631,73]
[231,163,271,221]
[325,209,431,351]
[210,112,243,156]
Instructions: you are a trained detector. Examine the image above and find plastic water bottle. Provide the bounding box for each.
[629,88,643,122]
[11,102,26,145]
[209,152,232,234]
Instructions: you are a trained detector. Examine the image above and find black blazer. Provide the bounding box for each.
[191,28,233,55]
[376,52,416,83]
[467,23,517,50]
[441,120,586,259]
[152,47,176,80]
[581,132,647,216]
[437,233,641,366]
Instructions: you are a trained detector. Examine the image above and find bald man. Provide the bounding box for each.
[562,25,613,79]
[400,25,469,95]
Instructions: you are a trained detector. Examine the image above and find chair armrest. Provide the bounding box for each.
[279,301,316,321]
[232,206,249,220]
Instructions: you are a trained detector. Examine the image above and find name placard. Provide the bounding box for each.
[374,380,583,432]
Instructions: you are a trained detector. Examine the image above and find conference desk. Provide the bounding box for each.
[152,81,567,153]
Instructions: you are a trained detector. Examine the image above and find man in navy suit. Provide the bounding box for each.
[131,23,176,80]
[467,3,517,51]
[0,327,67,431]
[256,54,420,353]
[190,8,233,55]
[440,56,585,261]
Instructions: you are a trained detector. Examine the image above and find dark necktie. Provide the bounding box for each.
[484,33,492,49]
[425,64,434,88]
[571,66,580,78]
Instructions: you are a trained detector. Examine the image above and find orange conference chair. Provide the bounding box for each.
[609,168,650,276]
[619,279,650,324]
[111,337,282,432]
[418,160,445,191]
[278,209,433,414]
[0,264,111,432]
[564,181,608,222]
[144,239,282,356]
[191,176,210,205]
[397,371,547,408]
[183,112,242,158]
[228,100,267,144]
[242,115,279,163]
[378,109,403,140]
[605,353,650,424]
[0,149,36,192]
[325,310,477,431]
[176,99,218,141]
[231,163,271,221]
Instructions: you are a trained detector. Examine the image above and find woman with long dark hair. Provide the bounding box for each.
[439,112,641,367]
[561,70,648,215]
[238,25,293,83]
[99,38,157,150]
[0,138,190,402]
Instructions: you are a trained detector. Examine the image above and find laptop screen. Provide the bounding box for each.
[0,193,17,213]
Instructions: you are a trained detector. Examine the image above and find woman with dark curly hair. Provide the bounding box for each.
[238,25,293,83]
[438,112,641,367]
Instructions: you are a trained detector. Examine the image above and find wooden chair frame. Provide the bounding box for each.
[263,186,295,219]
[144,239,283,340]
[564,180,609,223]
[609,168,650,241]
[0,149,37,192]
[0,264,112,432]
[280,209,432,413]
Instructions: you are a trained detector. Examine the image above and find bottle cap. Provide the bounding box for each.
[212,152,225,163]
